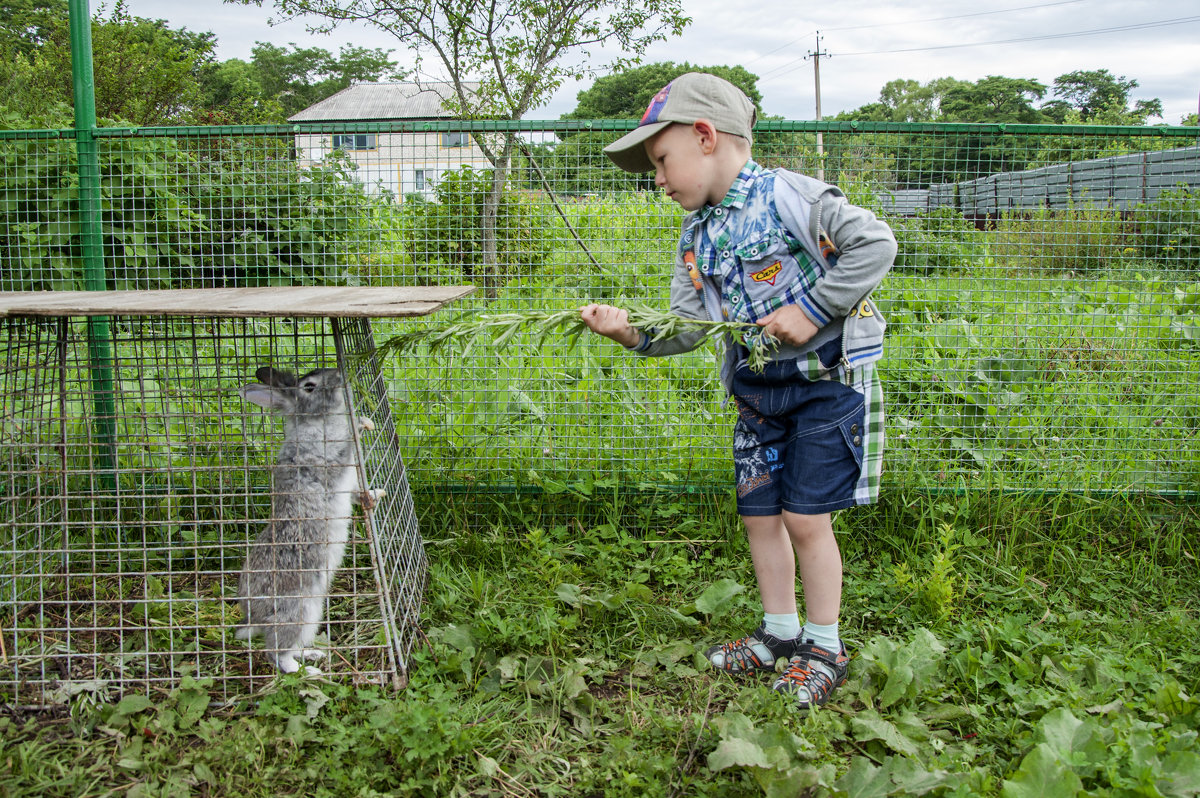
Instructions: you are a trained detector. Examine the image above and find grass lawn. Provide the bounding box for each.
[3,491,1197,797]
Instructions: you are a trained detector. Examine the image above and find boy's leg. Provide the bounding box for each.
[704,513,804,674]
[782,511,841,628]
[773,509,849,708]
[743,514,798,615]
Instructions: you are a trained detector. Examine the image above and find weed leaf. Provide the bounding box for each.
[708,736,771,771]
[1001,744,1084,798]
[113,695,155,717]
[1037,708,1106,772]
[1158,751,1200,797]
[693,578,744,618]
[851,710,922,758]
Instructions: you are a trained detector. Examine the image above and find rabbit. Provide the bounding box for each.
[234,366,382,675]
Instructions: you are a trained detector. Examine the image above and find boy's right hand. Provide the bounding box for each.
[579,304,641,348]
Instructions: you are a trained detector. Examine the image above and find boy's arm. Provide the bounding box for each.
[797,192,896,327]
[774,178,896,329]
[579,248,709,356]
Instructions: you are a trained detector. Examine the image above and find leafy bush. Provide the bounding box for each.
[399,166,552,289]
[889,207,985,273]
[0,114,380,289]
[180,138,376,286]
[1135,186,1200,270]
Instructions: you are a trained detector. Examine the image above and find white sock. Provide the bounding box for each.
[802,621,841,652]
[762,612,801,641]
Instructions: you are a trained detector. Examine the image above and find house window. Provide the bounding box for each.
[441,131,470,148]
[331,133,377,151]
[414,170,427,191]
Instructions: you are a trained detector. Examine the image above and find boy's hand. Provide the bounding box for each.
[580,304,641,348]
[757,304,819,347]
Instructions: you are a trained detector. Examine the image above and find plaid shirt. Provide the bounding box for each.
[681,160,825,328]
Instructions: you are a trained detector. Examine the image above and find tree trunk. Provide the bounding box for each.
[481,133,515,298]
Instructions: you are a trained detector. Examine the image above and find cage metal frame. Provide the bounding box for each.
[1,289,471,708]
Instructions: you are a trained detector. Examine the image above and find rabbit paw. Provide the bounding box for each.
[358,416,376,432]
[300,648,327,662]
[275,653,323,676]
[358,487,387,509]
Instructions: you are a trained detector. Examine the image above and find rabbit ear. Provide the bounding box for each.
[256,367,297,388]
[239,383,295,413]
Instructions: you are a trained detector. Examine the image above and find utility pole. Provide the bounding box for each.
[806,32,830,180]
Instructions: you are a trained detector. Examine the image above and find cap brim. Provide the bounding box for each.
[603,121,671,173]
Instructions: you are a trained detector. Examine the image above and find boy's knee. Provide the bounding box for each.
[782,511,833,545]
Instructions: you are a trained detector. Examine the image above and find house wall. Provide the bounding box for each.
[293,130,493,199]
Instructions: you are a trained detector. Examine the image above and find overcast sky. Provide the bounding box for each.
[119,0,1200,124]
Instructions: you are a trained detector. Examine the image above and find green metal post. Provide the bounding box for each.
[69,0,117,483]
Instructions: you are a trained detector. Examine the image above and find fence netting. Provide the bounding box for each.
[2,120,1197,498]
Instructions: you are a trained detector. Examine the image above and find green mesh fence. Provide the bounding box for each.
[1,120,1198,498]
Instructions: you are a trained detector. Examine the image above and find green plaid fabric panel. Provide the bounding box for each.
[846,362,884,505]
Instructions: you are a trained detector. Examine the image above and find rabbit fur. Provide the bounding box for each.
[235,366,378,675]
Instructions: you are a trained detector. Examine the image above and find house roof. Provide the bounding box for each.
[288,81,480,122]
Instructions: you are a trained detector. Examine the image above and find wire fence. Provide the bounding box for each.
[1,119,1198,501]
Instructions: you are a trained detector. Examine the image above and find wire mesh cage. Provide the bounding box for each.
[1,311,427,707]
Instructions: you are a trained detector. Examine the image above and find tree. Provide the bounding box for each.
[0,0,217,125]
[195,43,404,124]
[837,77,969,123]
[0,0,67,58]
[1042,69,1162,125]
[940,75,1047,124]
[194,57,283,124]
[227,0,691,293]
[244,41,405,119]
[533,62,759,195]
[566,61,761,120]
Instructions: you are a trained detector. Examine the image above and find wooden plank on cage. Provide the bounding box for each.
[0,286,476,319]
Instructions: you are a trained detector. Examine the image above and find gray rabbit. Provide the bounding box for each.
[235,366,380,675]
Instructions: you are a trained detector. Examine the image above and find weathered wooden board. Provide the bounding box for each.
[0,286,476,318]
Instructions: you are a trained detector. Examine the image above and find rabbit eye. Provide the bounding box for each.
[301,382,317,393]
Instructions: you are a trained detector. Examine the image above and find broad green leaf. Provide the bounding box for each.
[877,662,915,709]
[114,695,155,716]
[1001,744,1083,798]
[835,757,895,798]
[694,578,743,617]
[1037,708,1106,771]
[708,737,770,772]
[438,624,476,653]
[173,685,210,729]
[1158,751,1200,797]
[851,710,921,758]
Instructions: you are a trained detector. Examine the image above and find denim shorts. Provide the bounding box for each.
[731,337,877,516]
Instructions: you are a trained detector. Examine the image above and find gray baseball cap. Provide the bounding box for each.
[603,72,757,173]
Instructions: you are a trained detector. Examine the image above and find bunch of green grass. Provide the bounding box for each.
[374,303,780,372]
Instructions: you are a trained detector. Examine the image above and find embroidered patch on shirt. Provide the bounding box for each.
[751,261,782,285]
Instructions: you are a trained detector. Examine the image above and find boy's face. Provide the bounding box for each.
[644,123,725,211]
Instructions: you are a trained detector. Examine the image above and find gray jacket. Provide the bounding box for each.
[630,169,896,392]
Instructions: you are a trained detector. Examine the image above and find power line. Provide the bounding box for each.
[823,0,1087,34]
[758,15,1200,83]
[836,15,1200,57]
[744,0,1086,66]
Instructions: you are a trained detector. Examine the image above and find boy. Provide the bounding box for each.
[579,72,895,709]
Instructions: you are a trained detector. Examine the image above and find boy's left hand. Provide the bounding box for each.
[757,305,819,347]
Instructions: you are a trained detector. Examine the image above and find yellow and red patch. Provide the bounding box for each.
[751,261,782,286]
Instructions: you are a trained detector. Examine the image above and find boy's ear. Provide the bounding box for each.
[691,119,719,154]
